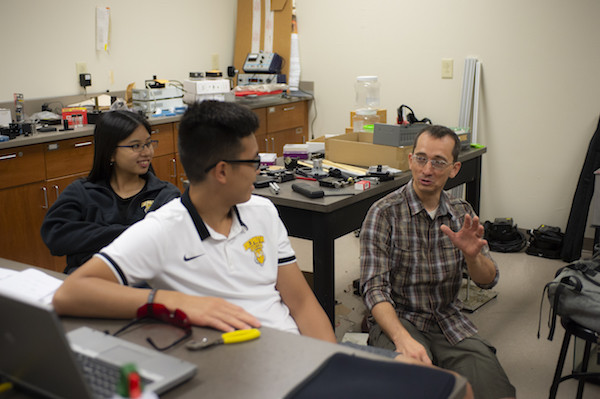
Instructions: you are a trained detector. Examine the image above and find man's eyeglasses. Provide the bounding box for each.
[412,155,453,170]
[112,303,192,351]
[117,140,159,153]
[204,158,262,173]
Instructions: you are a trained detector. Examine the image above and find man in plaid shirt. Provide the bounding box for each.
[360,125,515,399]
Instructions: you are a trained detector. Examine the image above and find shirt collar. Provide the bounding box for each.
[405,180,457,220]
[180,188,247,240]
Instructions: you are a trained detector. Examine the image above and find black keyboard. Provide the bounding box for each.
[75,352,152,398]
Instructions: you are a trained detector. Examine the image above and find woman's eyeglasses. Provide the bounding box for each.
[204,158,262,173]
[117,140,159,153]
[112,303,192,351]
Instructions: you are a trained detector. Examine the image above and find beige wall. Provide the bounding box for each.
[2,0,600,236]
[0,1,237,99]
[297,0,600,236]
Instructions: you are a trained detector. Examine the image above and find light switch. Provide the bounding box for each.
[441,58,453,79]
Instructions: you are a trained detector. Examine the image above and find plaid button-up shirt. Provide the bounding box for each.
[360,181,499,345]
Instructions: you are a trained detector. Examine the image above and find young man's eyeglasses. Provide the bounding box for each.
[204,158,262,173]
[412,155,453,170]
[117,140,159,153]
[111,303,192,351]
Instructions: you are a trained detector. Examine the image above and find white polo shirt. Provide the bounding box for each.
[96,191,300,334]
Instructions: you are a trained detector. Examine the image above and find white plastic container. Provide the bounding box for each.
[352,109,380,132]
[355,76,380,110]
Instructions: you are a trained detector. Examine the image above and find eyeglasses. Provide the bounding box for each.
[112,303,192,351]
[204,158,262,173]
[117,140,158,153]
[412,155,453,170]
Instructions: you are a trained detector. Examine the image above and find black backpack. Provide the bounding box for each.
[526,225,564,259]
[484,218,527,253]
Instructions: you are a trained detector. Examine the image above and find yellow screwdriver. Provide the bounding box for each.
[185,328,261,351]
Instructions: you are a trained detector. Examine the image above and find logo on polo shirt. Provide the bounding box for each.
[244,236,265,266]
[141,200,154,213]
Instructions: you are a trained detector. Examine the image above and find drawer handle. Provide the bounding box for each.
[283,106,296,112]
[0,153,17,161]
[41,187,49,209]
[54,185,60,198]
[171,158,177,178]
[74,141,93,148]
[151,129,159,134]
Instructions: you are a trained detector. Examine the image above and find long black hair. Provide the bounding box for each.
[87,110,152,183]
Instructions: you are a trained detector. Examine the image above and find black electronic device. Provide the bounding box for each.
[79,73,92,88]
[292,183,324,199]
[254,175,275,189]
[266,170,295,183]
[318,177,346,189]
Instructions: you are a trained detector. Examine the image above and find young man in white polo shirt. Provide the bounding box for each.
[52,100,337,342]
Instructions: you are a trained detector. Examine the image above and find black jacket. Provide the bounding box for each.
[41,172,180,273]
[562,116,600,262]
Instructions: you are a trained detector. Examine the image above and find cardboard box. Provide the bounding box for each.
[324,132,412,170]
[234,0,292,80]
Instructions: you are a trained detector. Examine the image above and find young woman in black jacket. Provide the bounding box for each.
[41,110,181,274]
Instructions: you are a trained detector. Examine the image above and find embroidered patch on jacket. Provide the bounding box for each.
[141,200,154,213]
[244,236,265,266]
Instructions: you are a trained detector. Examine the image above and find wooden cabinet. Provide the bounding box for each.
[0,144,52,269]
[0,98,310,271]
[255,101,308,155]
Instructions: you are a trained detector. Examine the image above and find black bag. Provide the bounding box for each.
[538,257,600,340]
[483,218,527,253]
[526,224,564,259]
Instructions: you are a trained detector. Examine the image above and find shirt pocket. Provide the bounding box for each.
[390,243,424,285]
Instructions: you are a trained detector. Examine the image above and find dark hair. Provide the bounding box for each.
[412,125,461,162]
[87,110,152,182]
[178,100,259,183]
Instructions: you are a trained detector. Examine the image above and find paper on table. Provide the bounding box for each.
[0,268,63,305]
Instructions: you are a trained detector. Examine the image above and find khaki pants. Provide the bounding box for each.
[369,320,516,399]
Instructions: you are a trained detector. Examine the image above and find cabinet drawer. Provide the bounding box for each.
[150,123,174,157]
[266,102,306,133]
[0,144,46,189]
[252,108,267,135]
[45,136,94,179]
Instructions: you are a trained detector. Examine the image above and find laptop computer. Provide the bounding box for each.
[0,290,197,399]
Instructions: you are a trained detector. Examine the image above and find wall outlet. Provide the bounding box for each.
[76,62,88,75]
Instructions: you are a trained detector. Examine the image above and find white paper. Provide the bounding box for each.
[0,268,63,305]
[288,33,301,90]
[96,7,110,51]
[0,267,18,280]
[251,0,262,53]
[263,0,274,53]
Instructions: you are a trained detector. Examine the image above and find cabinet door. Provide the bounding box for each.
[152,154,177,187]
[256,132,269,153]
[175,153,188,192]
[44,172,90,272]
[47,172,89,206]
[0,181,58,271]
[272,127,307,154]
